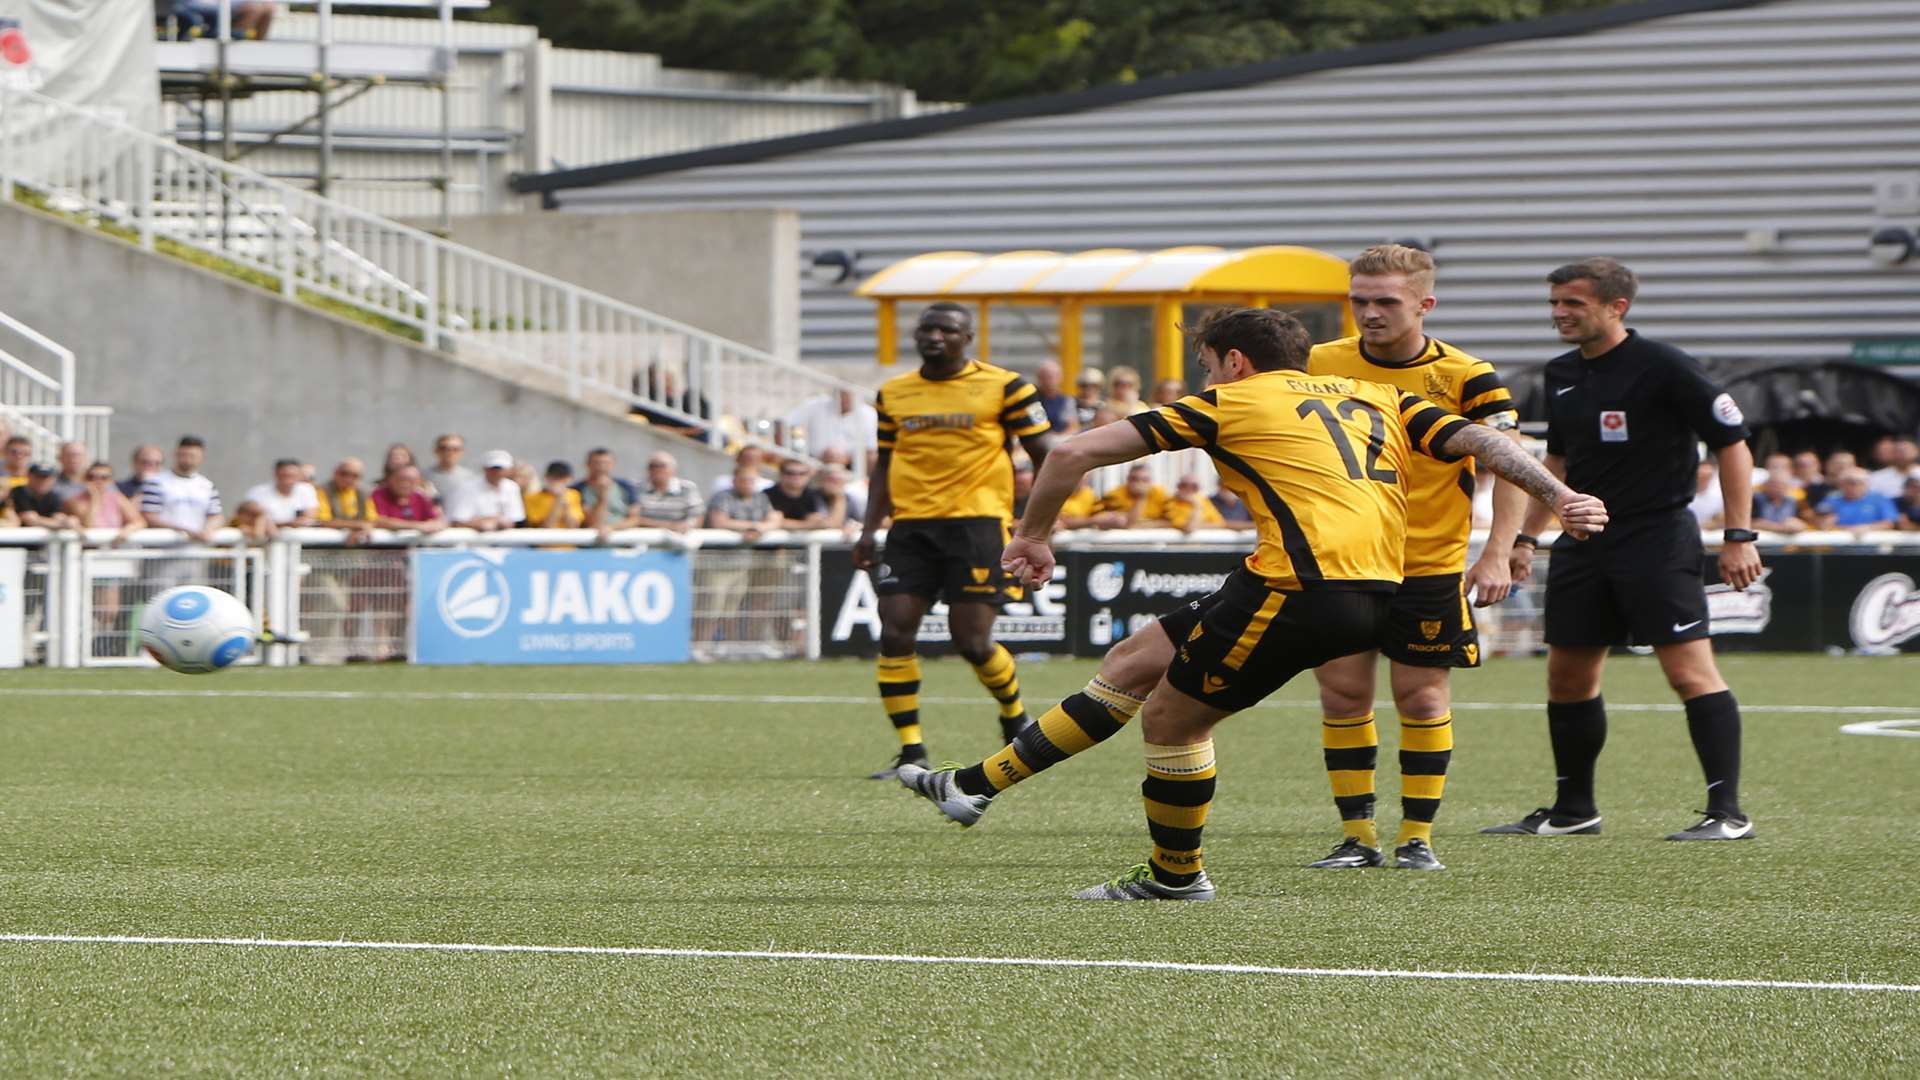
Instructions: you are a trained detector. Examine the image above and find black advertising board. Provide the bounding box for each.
[815,545,1074,657]
[815,543,1920,658]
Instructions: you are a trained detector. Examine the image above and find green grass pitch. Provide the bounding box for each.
[1,654,1916,1077]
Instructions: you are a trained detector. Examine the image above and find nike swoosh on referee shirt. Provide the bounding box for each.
[1673,620,1703,632]
[1555,386,1577,395]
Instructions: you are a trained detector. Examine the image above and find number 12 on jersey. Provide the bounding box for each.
[1298,399,1399,483]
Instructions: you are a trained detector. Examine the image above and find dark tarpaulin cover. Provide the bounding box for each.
[1507,360,1920,437]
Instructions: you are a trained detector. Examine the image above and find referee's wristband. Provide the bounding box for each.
[1513,534,1540,550]
[1722,528,1759,543]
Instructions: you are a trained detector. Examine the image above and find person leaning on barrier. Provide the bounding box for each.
[1813,467,1899,534]
[1208,485,1256,531]
[51,441,90,507]
[119,444,164,500]
[575,448,642,531]
[244,458,321,527]
[314,458,375,540]
[1092,463,1170,528]
[231,500,277,543]
[141,435,225,542]
[1164,474,1224,533]
[424,433,480,521]
[2,434,31,489]
[71,461,146,543]
[10,464,79,529]
[1895,475,1920,530]
[766,459,828,528]
[706,465,777,539]
[457,451,527,533]
[523,461,585,530]
[1751,467,1810,533]
[633,452,704,532]
[816,465,859,533]
[370,465,445,534]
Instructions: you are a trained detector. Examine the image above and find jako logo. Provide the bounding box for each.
[1087,562,1126,603]
[1850,573,1920,651]
[437,558,512,638]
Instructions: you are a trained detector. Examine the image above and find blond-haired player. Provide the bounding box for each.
[1304,244,1527,872]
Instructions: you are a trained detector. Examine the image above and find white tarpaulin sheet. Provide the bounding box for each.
[0,0,158,129]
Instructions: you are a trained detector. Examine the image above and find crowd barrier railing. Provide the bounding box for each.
[2,526,1917,667]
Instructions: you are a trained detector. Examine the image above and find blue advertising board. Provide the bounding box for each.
[411,549,692,665]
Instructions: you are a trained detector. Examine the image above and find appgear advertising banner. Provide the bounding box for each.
[411,549,692,665]
[816,546,1920,658]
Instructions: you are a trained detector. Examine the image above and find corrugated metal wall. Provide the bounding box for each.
[550,0,1920,375]
[162,14,942,219]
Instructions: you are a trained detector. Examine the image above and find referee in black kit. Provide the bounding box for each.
[1486,258,1762,841]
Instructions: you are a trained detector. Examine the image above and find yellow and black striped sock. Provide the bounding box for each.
[877,654,924,753]
[1397,713,1453,845]
[1323,713,1379,849]
[970,644,1027,727]
[1143,740,1216,888]
[953,676,1146,796]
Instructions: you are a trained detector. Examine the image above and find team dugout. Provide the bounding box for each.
[856,246,1358,384]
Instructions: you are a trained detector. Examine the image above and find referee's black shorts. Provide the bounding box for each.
[1544,508,1709,648]
[1156,569,1388,714]
[875,516,1022,607]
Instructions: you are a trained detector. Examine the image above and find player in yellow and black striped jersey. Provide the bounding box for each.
[853,303,1056,779]
[1303,244,1530,872]
[892,307,1607,900]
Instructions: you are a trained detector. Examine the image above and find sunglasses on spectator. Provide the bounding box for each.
[336,469,362,478]
[87,471,113,481]
[781,468,809,477]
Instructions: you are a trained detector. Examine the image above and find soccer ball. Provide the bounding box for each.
[139,586,256,674]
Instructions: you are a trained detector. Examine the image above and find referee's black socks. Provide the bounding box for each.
[1547,696,1607,817]
[1683,689,1743,818]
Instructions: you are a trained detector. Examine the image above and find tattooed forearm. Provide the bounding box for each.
[1446,425,1569,508]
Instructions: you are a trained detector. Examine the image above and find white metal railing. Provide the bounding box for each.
[0,84,866,468]
[0,308,112,459]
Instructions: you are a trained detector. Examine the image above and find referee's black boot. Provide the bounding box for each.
[1481,807,1603,836]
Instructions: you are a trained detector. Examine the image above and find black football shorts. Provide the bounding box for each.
[875,516,1022,607]
[1544,508,1710,647]
[1382,572,1482,668]
[1157,569,1389,714]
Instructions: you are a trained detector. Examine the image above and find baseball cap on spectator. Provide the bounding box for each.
[545,460,573,478]
[27,463,54,478]
[482,450,513,470]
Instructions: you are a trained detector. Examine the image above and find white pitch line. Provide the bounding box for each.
[1840,719,1920,738]
[1,933,1915,995]
[4,687,1916,715]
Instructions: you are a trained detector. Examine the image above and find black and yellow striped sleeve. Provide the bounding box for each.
[875,389,898,450]
[999,376,1051,437]
[1398,392,1474,463]
[1128,390,1220,452]
[1459,361,1519,426]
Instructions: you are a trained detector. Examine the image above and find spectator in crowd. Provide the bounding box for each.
[9,464,80,528]
[1686,460,1724,527]
[1869,435,1920,498]
[141,435,225,540]
[711,446,774,495]
[814,444,869,506]
[369,465,444,533]
[766,459,828,527]
[634,451,705,531]
[118,445,165,499]
[632,365,715,439]
[230,500,277,543]
[509,460,537,503]
[2,434,31,488]
[816,465,860,531]
[381,443,417,484]
[707,465,776,538]
[785,389,879,472]
[243,458,321,526]
[1813,450,1856,509]
[50,441,90,506]
[1897,476,1920,530]
[1086,405,1123,430]
[1164,473,1225,532]
[455,450,526,532]
[1072,368,1106,428]
[1055,480,1100,530]
[424,433,479,520]
[1106,365,1149,416]
[523,461,585,529]
[314,458,373,537]
[575,447,641,530]
[1011,460,1035,522]
[1209,485,1256,531]
[70,460,146,541]
[1814,467,1898,532]
[175,0,275,39]
[1791,450,1829,507]
[1760,452,1800,499]
[1151,378,1188,406]
[1032,361,1078,435]
[1751,467,1809,533]
[1093,463,1170,528]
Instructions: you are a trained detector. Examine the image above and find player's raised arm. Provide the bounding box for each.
[1400,393,1607,539]
[1003,421,1151,587]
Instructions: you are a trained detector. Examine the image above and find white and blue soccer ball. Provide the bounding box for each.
[139,586,256,674]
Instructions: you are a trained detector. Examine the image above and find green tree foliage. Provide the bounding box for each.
[465,0,1630,102]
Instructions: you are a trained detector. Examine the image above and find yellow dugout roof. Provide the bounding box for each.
[856,245,1354,381]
